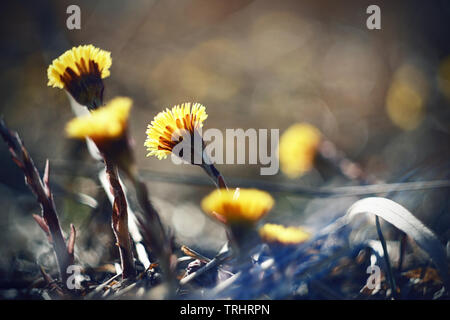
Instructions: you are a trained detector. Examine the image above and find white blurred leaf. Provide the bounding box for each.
[345,197,449,288]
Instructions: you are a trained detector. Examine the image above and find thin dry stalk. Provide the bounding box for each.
[116,158,176,284]
[129,173,178,291]
[0,119,75,287]
[134,180,172,258]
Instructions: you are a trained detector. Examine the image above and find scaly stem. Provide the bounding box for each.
[104,157,136,279]
[0,120,75,288]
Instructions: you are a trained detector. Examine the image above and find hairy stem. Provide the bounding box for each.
[104,157,136,279]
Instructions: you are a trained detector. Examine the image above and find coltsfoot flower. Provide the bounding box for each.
[145,102,207,161]
[145,102,226,189]
[66,96,131,141]
[47,45,112,110]
[201,188,274,225]
[279,123,321,179]
[259,223,310,245]
[66,97,133,168]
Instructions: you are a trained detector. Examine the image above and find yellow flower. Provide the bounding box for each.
[279,123,321,178]
[259,223,310,245]
[438,56,450,102]
[144,102,208,160]
[201,188,274,225]
[47,45,112,109]
[47,45,111,88]
[66,97,132,143]
[386,65,427,131]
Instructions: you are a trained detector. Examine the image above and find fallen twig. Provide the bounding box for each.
[180,242,232,287]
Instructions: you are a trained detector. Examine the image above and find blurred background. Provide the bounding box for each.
[0,0,449,293]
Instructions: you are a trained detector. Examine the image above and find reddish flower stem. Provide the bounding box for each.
[201,163,228,190]
[104,157,136,279]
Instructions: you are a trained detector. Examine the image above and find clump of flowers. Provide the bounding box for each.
[259,223,310,245]
[47,45,112,110]
[279,123,321,179]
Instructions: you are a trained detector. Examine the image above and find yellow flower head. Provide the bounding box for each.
[386,65,427,131]
[47,45,112,109]
[201,188,274,225]
[259,223,311,245]
[66,97,132,143]
[145,102,208,160]
[279,123,321,178]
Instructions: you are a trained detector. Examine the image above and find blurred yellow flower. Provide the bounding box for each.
[259,223,310,245]
[66,97,132,142]
[47,45,112,109]
[145,102,207,160]
[201,188,274,225]
[386,64,427,131]
[438,56,450,102]
[279,123,321,178]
